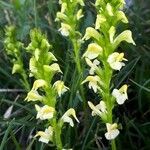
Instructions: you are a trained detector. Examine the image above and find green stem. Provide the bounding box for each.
[53,120,63,150]
[103,62,113,122]
[18,58,30,91]
[72,38,88,124]
[103,63,117,150]
[72,38,81,73]
[111,140,116,150]
[34,0,37,27]
[21,70,30,91]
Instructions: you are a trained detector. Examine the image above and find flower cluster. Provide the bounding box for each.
[56,0,84,37]
[4,26,30,90]
[4,26,23,74]
[25,29,79,149]
[56,0,85,74]
[82,0,135,142]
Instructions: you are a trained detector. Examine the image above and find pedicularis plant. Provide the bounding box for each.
[82,0,135,149]
[56,0,87,113]
[56,0,84,73]
[4,26,30,91]
[25,29,79,150]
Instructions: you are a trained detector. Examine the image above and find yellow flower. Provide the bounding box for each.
[95,14,106,29]
[61,3,67,13]
[47,52,58,62]
[35,104,55,120]
[61,108,79,127]
[77,0,85,6]
[83,43,103,60]
[82,75,101,93]
[85,58,100,75]
[88,101,107,116]
[29,57,37,77]
[12,63,22,74]
[82,27,101,41]
[55,12,67,21]
[59,0,62,4]
[77,9,84,20]
[59,23,72,37]
[34,48,40,61]
[25,90,43,102]
[106,3,113,16]
[117,11,128,23]
[109,26,116,44]
[32,79,47,91]
[109,26,135,46]
[119,0,126,8]
[53,80,69,97]
[34,126,53,144]
[107,52,127,70]
[43,63,62,74]
[114,30,136,46]
[95,0,103,6]
[112,84,128,105]
[105,123,120,140]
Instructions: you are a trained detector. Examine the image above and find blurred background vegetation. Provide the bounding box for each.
[0,0,150,149]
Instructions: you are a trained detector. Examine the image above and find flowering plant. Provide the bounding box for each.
[82,0,135,149]
[25,29,79,149]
